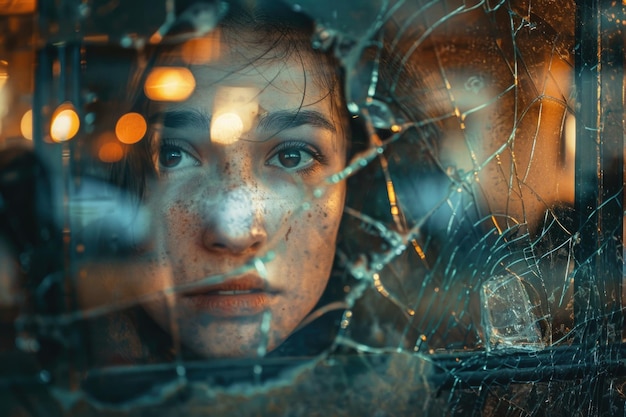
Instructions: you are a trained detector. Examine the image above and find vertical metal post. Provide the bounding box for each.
[574,0,624,345]
[574,0,624,412]
[33,0,86,392]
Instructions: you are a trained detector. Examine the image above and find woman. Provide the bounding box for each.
[96,0,354,362]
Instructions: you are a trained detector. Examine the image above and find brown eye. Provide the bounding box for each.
[157,144,199,171]
[278,150,302,168]
[159,145,183,168]
[266,141,321,174]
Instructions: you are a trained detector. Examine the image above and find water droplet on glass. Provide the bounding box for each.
[120,35,133,48]
[39,370,51,383]
[347,102,359,114]
[365,99,396,129]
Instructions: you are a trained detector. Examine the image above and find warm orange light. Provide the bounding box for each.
[50,104,80,142]
[182,33,222,65]
[210,112,244,145]
[115,112,147,144]
[98,141,124,163]
[0,60,8,90]
[209,86,259,145]
[0,0,36,14]
[144,67,196,102]
[20,109,32,140]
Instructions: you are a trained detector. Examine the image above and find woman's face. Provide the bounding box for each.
[135,35,347,357]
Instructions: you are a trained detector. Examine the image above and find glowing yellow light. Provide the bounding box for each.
[212,86,259,133]
[149,32,163,44]
[385,180,399,216]
[210,112,244,145]
[182,34,221,65]
[564,114,576,160]
[0,0,35,14]
[144,67,196,102]
[20,109,32,140]
[98,141,124,163]
[115,112,147,144]
[50,104,80,142]
[0,60,8,90]
[411,239,427,261]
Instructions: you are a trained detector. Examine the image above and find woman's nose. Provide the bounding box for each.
[200,187,267,255]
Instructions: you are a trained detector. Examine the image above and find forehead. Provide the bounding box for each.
[163,36,333,114]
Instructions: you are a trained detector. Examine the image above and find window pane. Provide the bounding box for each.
[0,0,624,415]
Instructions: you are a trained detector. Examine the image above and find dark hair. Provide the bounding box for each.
[100,0,352,363]
[111,0,349,201]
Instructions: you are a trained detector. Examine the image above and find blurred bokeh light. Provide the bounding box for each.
[115,112,147,144]
[144,67,196,102]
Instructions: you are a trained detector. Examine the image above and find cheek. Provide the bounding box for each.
[163,201,194,237]
[153,178,208,241]
[280,182,346,288]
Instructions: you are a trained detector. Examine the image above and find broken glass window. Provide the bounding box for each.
[0,0,624,415]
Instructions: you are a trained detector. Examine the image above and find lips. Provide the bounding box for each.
[177,274,276,317]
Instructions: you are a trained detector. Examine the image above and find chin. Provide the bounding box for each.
[186,338,281,359]
[178,322,284,359]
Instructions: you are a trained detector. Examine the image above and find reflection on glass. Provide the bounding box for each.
[181,34,222,65]
[98,140,124,163]
[115,112,147,144]
[99,7,349,361]
[143,67,196,102]
[19,109,32,140]
[50,103,80,142]
[0,59,7,88]
[481,274,544,351]
[210,112,244,144]
[0,0,624,415]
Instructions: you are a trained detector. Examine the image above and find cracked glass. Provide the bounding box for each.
[0,0,624,415]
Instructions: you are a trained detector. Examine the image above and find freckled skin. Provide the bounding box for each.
[129,37,347,358]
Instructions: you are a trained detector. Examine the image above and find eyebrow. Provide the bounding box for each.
[152,108,336,133]
[257,109,337,133]
[151,109,211,130]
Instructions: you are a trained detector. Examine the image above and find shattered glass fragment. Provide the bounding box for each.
[282,0,386,42]
[481,274,544,351]
[364,98,397,130]
[0,0,625,415]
